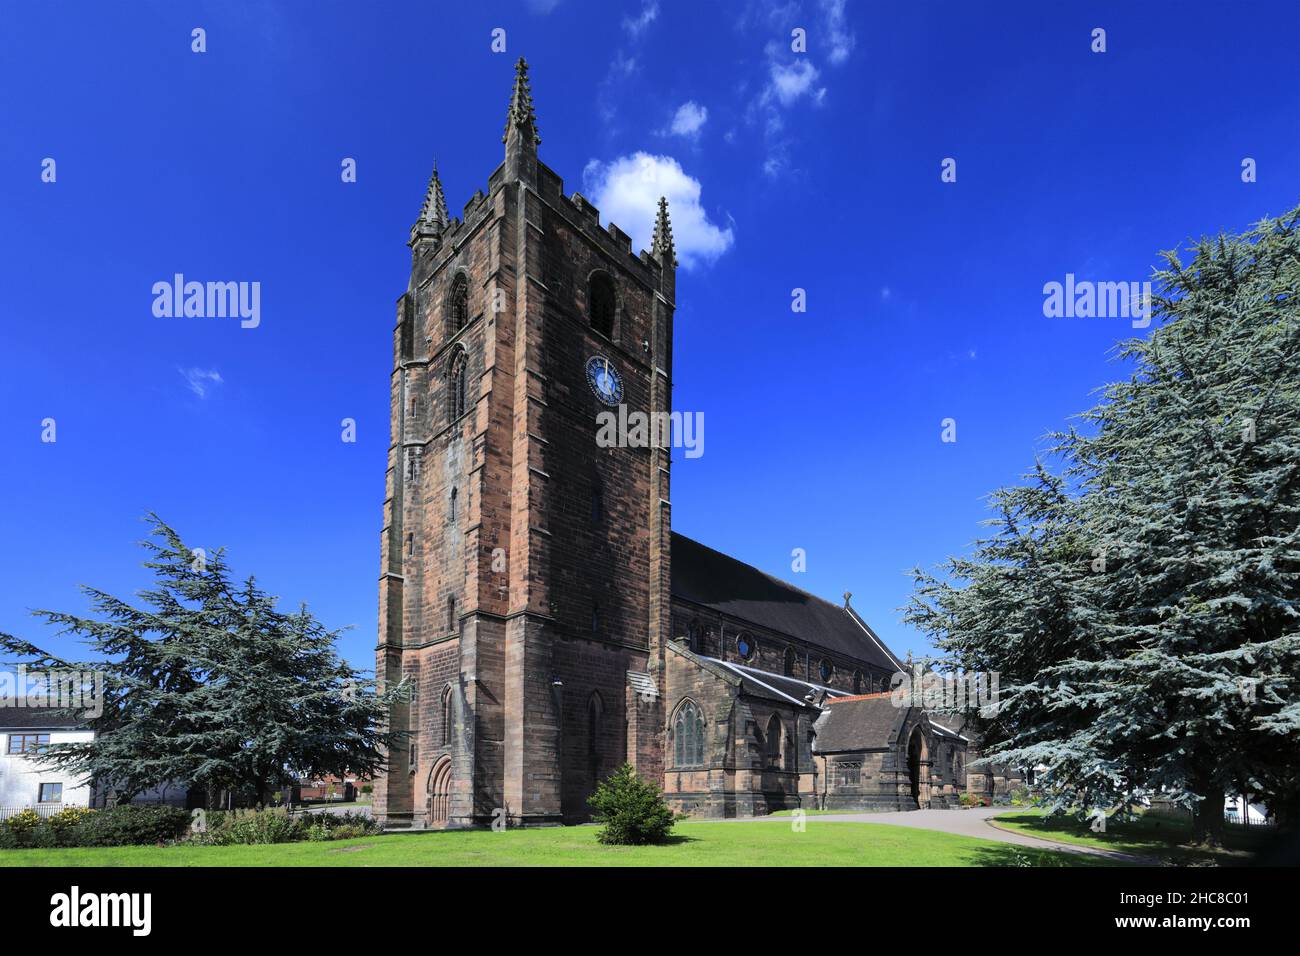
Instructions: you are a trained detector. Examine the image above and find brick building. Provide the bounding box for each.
[372,59,985,828]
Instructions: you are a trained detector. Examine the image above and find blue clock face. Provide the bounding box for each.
[585,355,624,406]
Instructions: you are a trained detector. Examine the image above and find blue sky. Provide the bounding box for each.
[1,0,1297,674]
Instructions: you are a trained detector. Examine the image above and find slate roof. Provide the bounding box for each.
[812,694,906,753]
[702,657,852,709]
[0,706,88,730]
[671,532,905,672]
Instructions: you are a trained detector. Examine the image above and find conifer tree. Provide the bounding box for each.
[0,515,406,807]
[906,208,1300,844]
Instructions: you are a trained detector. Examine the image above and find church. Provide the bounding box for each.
[372,59,1007,828]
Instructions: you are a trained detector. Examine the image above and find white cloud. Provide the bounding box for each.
[582,153,734,270]
[765,59,825,107]
[180,367,223,399]
[819,0,856,65]
[622,1,659,37]
[666,101,708,138]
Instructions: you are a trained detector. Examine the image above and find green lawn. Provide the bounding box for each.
[992,810,1275,866]
[0,820,1106,867]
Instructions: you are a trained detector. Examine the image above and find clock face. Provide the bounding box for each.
[585,355,624,406]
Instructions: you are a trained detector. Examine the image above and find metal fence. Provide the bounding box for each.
[0,804,67,820]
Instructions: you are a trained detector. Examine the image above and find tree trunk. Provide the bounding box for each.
[1191,781,1226,846]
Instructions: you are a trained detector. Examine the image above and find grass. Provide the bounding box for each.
[992,810,1279,866]
[0,820,1109,867]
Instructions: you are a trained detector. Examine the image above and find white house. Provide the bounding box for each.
[0,707,94,812]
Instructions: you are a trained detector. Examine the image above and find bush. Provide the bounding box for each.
[191,807,379,845]
[0,805,190,849]
[74,805,191,846]
[587,763,678,846]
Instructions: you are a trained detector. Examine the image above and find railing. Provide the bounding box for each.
[0,804,66,820]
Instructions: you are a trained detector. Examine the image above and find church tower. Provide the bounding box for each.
[375,59,676,828]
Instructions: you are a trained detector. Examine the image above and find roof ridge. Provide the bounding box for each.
[826,692,895,704]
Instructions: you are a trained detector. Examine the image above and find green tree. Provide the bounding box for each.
[587,763,678,845]
[0,515,407,807]
[906,208,1300,844]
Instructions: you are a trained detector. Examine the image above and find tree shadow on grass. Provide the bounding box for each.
[965,843,1121,868]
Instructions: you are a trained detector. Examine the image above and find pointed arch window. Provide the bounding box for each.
[449,486,458,522]
[673,700,705,768]
[447,348,468,422]
[688,623,702,654]
[765,713,787,770]
[853,670,865,694]
[783,646,797,677]
[587,692,604,782]
[440,684,453,747]
[588,272,616,338]
[448,274,469,334]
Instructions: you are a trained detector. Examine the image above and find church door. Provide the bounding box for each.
[906,727,928,809]
[427,756,452,826]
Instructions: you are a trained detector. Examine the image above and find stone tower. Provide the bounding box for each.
[374,58,676,828]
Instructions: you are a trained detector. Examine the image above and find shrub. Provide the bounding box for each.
[0,805,189,848]
[587,763,678,846]
[190,807,378,845]
[73,805,191,846]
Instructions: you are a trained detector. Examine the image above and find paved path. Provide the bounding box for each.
[729,806,1150,863]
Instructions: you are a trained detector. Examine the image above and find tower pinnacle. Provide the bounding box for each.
[410,161,449,245]
[651,196,677,267]
[502,56,541,146]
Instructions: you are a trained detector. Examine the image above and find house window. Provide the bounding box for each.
[7,733,49,754]
[819,659,834,683]
[406,448,421,482]
[38,783,62,803]
[448,274,469,333]
[736,632,755,661]
[589,272,616,338]
[447,595,457,632]
[783,646,796,676]
[853,670,864,694]
[409,743,417,775]
[673,700,705,767]
[591,604,601,635]
[449,487,458,522]
[406,533,415,556]
[837,762,860,787]
[448,349,468,421]
[688,623,701,654]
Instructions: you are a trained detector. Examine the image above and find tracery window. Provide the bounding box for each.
[673,700,705,767]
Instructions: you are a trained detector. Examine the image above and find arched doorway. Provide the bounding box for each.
[906,727,929,809]
[427,756,452,827]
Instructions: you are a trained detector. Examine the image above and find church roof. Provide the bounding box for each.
[812,694,906,753]
[704,657,852,709]
[670,533,905,672]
